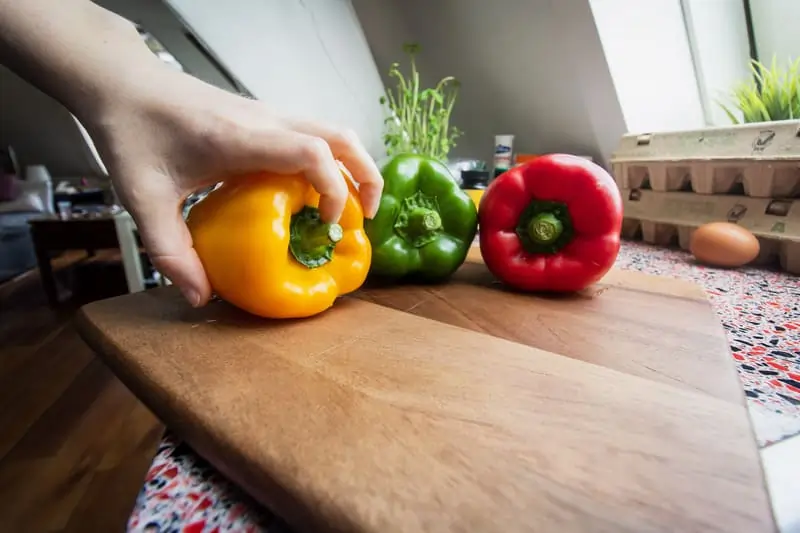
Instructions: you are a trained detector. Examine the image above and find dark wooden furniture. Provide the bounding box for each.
[75,249,776,533]
[29,216,122,306]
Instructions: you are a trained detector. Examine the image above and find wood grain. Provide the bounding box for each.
[0,250,164,532]
[357,258,744,404]
[76,281,776,533]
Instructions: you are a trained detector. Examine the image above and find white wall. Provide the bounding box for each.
[588,0,706,133]
[351,0,757,165]
[351,0,628,167]
[682,0,753,126]
[164,0,387,159]
[750,0,800,63]
[97,0,240,93]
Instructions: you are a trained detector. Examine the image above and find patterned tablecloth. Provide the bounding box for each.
[127,241,800,533]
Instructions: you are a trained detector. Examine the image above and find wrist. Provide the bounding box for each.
[65,19,171,123]
[0,0,170,124]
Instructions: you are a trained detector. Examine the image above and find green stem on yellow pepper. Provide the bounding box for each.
[289,206,343,268]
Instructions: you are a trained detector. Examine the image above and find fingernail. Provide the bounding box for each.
[181,287,201,307]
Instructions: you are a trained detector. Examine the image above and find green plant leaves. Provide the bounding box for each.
[379,42,463,161]
[717,56,800,124]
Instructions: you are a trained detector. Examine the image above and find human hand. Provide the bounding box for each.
[82,65,384,309]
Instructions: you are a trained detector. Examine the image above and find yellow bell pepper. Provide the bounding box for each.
[186,163,371,319]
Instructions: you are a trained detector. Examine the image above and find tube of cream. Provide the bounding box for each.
[493,134,514,178]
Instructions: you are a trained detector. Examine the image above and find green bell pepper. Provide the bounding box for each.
[365,153,478,281]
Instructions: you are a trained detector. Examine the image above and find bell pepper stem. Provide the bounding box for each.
[407,207,443,236]
[299,223,343,249]
[289,206,343,268]
[393,189,445,248]
[527,213,563,245]
[514,199,574,255]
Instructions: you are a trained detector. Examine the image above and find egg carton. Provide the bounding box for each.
[621,219,800,275]
[611,120,800,198]
[620,189,800,275]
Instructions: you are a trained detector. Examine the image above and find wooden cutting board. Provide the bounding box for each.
[358,247,746,404]
[75,257,777,533]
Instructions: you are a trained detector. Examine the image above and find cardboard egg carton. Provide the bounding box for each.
[620,189,800,275]
[610,120,800,198]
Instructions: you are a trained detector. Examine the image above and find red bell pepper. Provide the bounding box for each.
[478,154,623,292]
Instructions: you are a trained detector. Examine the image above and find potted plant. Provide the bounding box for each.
[718,56,799,124]
[379,43,462,164]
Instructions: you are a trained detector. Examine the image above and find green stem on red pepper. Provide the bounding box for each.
[514,200,574,255]
[528,212,563,244]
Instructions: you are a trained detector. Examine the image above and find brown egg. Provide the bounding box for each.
[689,222,760,268]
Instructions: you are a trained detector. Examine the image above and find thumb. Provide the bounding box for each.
[131,201,212,308]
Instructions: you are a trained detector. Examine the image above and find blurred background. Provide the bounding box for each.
[2,0,797,178]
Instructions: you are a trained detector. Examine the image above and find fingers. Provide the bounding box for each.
[211,102,383,221]
[235,127,379,223]
[236,130,349,223]
[286,121,384,218]
[129,196,212,307]
[292,134,350,223]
